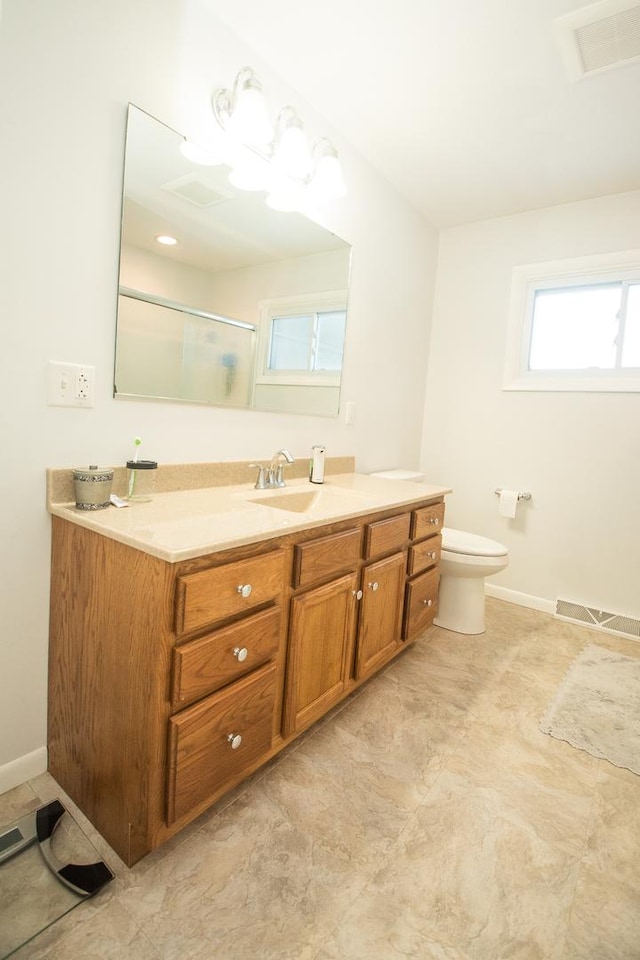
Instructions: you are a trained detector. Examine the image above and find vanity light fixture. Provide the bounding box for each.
[211,67,347,208]
[213,66,274,150]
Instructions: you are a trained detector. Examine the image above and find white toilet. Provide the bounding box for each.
[368,470,509,636]
[434,528,509,635]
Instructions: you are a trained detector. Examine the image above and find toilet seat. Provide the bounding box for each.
[442,527,508,558]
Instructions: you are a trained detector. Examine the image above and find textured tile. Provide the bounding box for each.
[9,897,161,960]
[119,786,368,960]
[317,791,581,960]
[563,864,640,960]
[580,764,640,890]
[437,714,599,855]
[0,781,39,824]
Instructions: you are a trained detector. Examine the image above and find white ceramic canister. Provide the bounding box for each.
[73,465,114,510]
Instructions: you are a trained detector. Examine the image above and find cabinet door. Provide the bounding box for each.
[283,572,358,736]
[355,552,406,681]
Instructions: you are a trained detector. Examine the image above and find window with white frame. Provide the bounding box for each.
[503,250,640,391]
[256,292,347,387]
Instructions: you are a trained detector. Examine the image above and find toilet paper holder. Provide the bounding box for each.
[494,489,532,501]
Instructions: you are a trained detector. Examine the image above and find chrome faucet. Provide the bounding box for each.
[268,449,295,488]
[249,449,295,489]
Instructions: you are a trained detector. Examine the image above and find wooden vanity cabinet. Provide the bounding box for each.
[48,494,445,866]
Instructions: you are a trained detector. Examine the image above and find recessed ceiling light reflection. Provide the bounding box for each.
[156,235,178,246]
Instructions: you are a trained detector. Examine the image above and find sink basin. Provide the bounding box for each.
[252,490,319,513]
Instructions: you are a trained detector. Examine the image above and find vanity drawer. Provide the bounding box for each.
[171,607,281,708]
[411,502,445,541]
[175,550,285,637]
[407,534,442,576]
[293,528,361,588]
[167,661,277,824]
[363,513,410,559]
[403,567,440,639]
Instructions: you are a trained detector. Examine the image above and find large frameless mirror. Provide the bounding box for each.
[114,105,352,416]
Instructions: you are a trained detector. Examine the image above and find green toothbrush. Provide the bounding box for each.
[127,437,142,498]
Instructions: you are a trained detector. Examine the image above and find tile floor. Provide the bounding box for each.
[2,598,640,959]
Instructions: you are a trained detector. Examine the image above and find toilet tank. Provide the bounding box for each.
[369,469,425,482]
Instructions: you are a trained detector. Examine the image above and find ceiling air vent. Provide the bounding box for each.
[161,173,231,207]
[554,0,640,80]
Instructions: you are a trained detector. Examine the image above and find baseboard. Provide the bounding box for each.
[0,747,47,796]
[485,583,555,613]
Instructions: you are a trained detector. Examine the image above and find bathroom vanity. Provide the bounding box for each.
[47,467,448,865]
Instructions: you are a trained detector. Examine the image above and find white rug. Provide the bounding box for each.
[540,643,640,775]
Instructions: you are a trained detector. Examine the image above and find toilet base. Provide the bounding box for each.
[434,576,487,635]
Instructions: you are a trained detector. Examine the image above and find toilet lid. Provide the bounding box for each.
[442,527,508,557]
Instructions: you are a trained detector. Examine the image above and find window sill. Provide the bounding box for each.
[503,376,640,393]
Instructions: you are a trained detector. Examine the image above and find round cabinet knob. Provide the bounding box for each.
[352,589,363,600]
[227,733,242,750]
[428,551,437,560]
[422,598,433,607]
[236,583,252,598]
[430,517,440,525]
[368,581,379,592]
[233,647,248,662]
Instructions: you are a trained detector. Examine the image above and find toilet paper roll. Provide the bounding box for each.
[498,489,519,519]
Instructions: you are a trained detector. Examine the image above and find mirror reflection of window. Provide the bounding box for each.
[268,309,346,373]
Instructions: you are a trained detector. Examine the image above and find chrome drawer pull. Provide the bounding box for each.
[368,581,379,592]
[429,517,440,525]
[227,733,242,750]
[236,583,252,598]
[422,598,433,607]
[352,589,363,600]
[233,647,248,662]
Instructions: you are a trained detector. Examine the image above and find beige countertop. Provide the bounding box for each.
[49,473,451,563]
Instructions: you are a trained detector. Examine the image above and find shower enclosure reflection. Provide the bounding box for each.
[114,105,352,416]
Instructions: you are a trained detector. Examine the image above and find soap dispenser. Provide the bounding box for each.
[309,444,326,484]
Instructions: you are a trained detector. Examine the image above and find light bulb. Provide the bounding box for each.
[311,150,347,200]
[229,81,273,148]
[272,112,312,180]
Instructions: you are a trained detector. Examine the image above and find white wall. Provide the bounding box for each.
[422,190,640,616]
[0,0,438,786]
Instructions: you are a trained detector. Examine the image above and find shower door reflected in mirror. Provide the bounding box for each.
[114,105,352,416]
